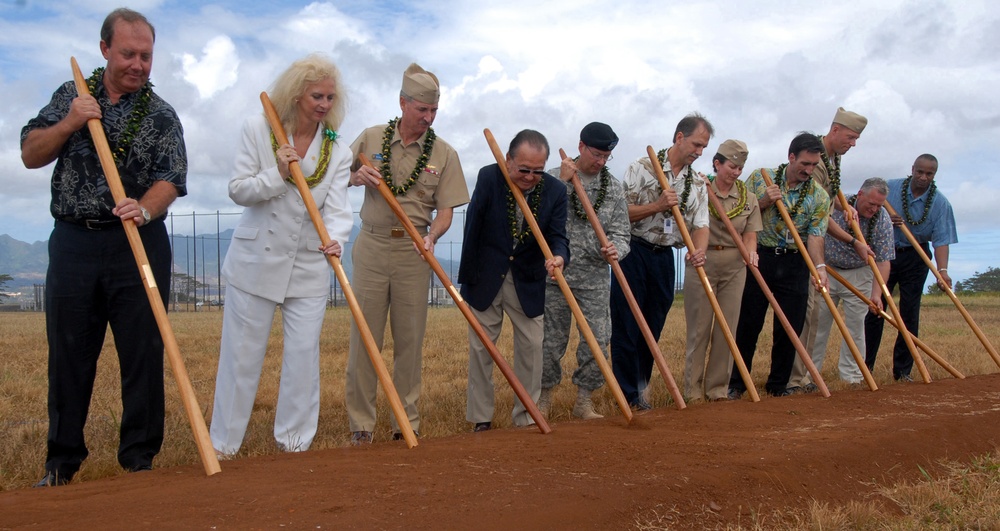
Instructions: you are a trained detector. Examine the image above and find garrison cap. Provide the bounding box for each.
[580,122,618,151]
[833,107,868,134]
[401,63,440,104]
[716,139,749,167]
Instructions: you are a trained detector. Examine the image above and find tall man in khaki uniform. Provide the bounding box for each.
[787,107,868,393]
[346,64,469,444]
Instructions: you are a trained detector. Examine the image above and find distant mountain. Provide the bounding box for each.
[1,223,462,296]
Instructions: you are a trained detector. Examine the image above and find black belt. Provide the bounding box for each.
[59,217,122,230]
[632,236,672,253]
[896,243,930,253]
[758,245,798,255]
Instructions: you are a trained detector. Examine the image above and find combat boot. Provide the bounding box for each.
[538,387,552,418]
[572,387,603,420]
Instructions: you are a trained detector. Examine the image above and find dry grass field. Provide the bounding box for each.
[3,293,1000,528]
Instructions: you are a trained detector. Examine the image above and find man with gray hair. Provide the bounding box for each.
[810,178,894,384]
[346,63,469,444]
[611,113,712,410]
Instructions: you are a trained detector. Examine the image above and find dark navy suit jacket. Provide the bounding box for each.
[458,163,570,318]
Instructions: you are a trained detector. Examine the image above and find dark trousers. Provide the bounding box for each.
[864,244,930,378]
[44,219,170,478]
[610,237,675,404]
[730,249,810,396]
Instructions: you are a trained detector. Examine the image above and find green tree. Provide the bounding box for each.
[960,267,1000,293]
[0,273,11,301]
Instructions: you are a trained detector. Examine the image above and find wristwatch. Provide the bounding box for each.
[139,206,151,225]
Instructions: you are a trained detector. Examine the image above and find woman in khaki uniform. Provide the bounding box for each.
[682,140,761,401]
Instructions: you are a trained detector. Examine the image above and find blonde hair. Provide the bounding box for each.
[268,54,346,136]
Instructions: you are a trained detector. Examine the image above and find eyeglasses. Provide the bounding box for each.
[586,146,613,162]
[516,168,545,176]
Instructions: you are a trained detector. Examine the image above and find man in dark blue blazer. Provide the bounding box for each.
[459,129,570,431]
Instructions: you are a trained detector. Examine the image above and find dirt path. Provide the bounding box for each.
[3,374,1000,529]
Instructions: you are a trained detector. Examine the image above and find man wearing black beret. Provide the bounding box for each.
[539,122,631,419]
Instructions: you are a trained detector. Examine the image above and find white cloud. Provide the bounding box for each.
[179,36,239,99]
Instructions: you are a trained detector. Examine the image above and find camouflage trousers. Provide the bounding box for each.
[541,283,610,391]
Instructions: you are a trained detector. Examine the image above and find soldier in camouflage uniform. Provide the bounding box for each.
[540,123,631,419]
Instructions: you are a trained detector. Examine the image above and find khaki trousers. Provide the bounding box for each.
[345,229,431,433]
[466,273,542,427]
[683,248,747,401]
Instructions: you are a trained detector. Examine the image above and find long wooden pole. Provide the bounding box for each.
[557,148,686,409]
[260,93,417,448]
[484,130,633,421]
[71,58,220,475]
[835,191,930,383]
[882,201,1000,370]
[826,267,964,379]
[644,146,761,401]
[758,168,878,391]
[357,153,551,433]
[698,175,829,398]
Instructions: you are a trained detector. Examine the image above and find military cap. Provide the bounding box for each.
[401,63,440,104]
[833,107,868,134]
[716,139,749,167]
[580,122,618,151]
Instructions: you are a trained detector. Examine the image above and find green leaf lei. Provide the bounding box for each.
[380,117,435,196]
[847,194,877,243]
[900,175,937,226]
[706,175,748,220]
[818,136,841,198]
[569,159,611,221]
[656,148,693,214]
[507,178,544,244]
[269,128,336,188]
[85,67,153,165]
[774,163,812,224]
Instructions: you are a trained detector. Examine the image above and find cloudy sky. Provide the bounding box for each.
[1,0,998,286]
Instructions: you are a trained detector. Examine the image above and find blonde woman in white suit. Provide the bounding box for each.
[210,55,352,457]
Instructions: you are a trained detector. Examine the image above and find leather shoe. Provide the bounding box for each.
[473,422,491,432]
[727,388,744,400]
[392,430,419,441]
[129,464,152,472]
[350,431,373,446]
[34,471,70,487]
[629,398,652,411]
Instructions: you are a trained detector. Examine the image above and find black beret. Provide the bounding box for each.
[580,122,619,151]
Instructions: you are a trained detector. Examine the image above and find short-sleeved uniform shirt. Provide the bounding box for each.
[706,177,762,247]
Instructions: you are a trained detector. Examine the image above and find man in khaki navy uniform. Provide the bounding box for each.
[346,63,469,444]
[787,107,868,393]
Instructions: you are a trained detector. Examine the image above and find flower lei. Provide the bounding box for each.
[269,128,336,188]
[86,67,153,165]
[380,117,435,196]
[569,159,611,221]
[818,136,841,198]
[847,194,877,243]
[507,179,544,244]
[706,175,748,220]
[774,163,812,219]
[901,175,937,226]
[656,148,693,214]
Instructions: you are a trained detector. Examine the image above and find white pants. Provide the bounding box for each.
[466,274,542,427]
[811,266,872,383]
[210,284,327,454]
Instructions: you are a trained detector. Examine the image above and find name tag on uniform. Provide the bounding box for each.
[663,218,674,234]
[371,153,384,161]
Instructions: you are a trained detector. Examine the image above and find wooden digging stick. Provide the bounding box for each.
[357,153,551,434]
[835,191,930,383]
[882,201,1000,370]
[826,267,964,379]
[71,57,220,475]
[758,168,878,391]
[557,148,686,409]
[260,94,417,448]
[644,146,761,402]
[698,175,830,398]
[484,129,633,421]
